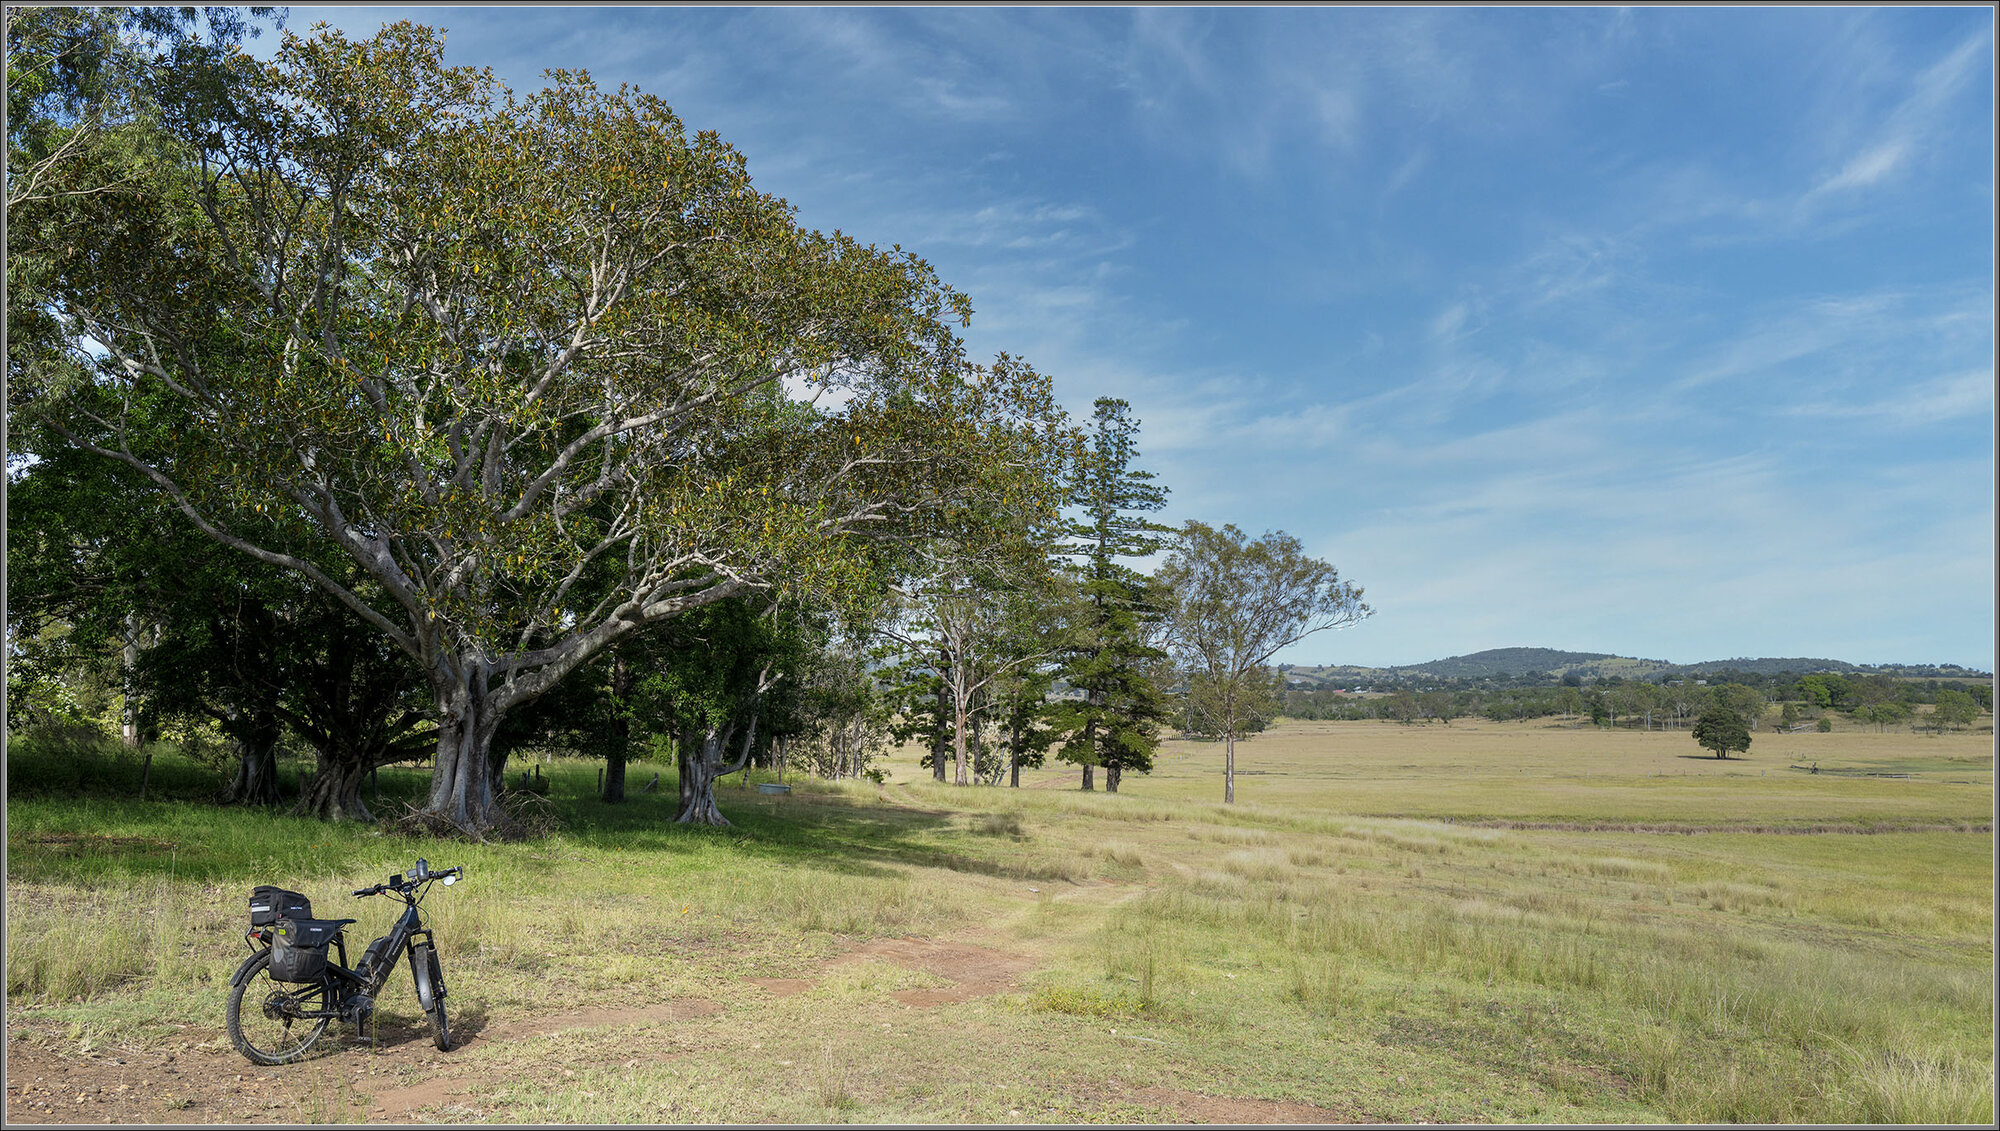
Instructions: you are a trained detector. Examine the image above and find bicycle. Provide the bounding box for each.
[226,859,462,1065]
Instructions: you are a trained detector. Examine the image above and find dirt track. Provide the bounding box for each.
[4,931,1360,1124]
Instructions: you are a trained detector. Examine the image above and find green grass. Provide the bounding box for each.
[6,722,1992,1124]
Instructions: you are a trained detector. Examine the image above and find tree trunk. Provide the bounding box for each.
[952,691,970,787]
[223,710,282,806]
[122,611,141,748]
[1224,730,1236,804]
[932,673,950,782]
[423,664,506,837]
[604,651,631,803]
[1079,717,1097,790]
[1105,763,1121,793]
[294,754,375,821]
[674,730,730,826]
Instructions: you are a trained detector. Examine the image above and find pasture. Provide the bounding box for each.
[6,719,1992,1123]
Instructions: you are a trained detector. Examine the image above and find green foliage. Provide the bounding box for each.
[1797,674,1854,711]
[16,17,1071,834]
[1052,399,1172,787]
[1158,521,1370,801]
[1182,666,1281,738]
[1930,690,1980,732]
[1691,709,1752,759]
[878,655,951,775]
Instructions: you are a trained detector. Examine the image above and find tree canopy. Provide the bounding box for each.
[1690,708,1751,759]
[15,20,1070,836]
[1158,522,1370,803]
[1053,398,1173,793]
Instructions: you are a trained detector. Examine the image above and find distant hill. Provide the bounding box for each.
[1279,648,1990,686]
[1392,648,1618,679]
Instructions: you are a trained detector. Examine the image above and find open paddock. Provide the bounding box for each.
[7,718,1991,1124]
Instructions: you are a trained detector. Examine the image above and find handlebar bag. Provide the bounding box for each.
[269,918,341,982]
[249,886,313,927]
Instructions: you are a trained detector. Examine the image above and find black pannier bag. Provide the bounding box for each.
[249,886,313,927]
[268,918,342,982]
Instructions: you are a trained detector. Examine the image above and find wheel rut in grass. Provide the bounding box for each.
[828,936,1039,1005]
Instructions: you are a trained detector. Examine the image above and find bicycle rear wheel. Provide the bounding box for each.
[226,952,333,1065]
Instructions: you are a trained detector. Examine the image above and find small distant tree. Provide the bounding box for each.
[1158,522,1370,804]
[1860,700,1910,733]
[1691,708,1751,760]
[1931,689,1979,733]
[1379,690,1420,726]
[1417,690,1454,725]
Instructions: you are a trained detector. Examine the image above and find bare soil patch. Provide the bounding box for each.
[1,929,1039,1124]
[831,936,1037,1005]
[5,1027,382,1125]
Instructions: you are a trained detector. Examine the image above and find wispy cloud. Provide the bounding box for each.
[1670,293,1905,392]
[1798,27,1991,213]
[1785,367,1994,427]
[281,6,1994,671]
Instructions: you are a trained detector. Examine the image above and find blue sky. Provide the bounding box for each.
[292,6,1995,671]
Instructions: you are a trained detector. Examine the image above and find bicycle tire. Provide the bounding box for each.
[226,951,333,1065]
[412,942,450,1051]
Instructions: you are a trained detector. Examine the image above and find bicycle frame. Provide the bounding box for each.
[227,860,458,1064]
[228,886,438,1020]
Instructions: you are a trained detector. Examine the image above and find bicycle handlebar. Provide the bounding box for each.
[352,864,464,899]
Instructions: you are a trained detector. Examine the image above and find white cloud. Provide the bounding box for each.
[1428,301,1471,343]
[1815,140,1910,194]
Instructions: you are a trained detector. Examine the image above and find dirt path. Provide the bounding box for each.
[2,926,1052,1124]
[6,889,1330,1124]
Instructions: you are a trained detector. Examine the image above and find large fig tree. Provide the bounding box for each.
[17,21,1066,837]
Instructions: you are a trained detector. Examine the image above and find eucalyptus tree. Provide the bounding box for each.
[790,632,891,782]
[18,22,1068,836]
[878,537,1067,787]
[1158,522,1371,804]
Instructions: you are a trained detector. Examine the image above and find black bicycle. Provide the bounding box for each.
[226,859,462,1065]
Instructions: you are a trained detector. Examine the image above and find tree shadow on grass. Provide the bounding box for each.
[550,781,1037,882]
[5,744,1050,886]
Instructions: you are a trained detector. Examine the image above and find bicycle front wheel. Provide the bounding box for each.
[412,942,450,1051]
[226,952,333,1065]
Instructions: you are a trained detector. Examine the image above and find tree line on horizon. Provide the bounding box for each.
[7,9,1372,836]
[1276,670,1991,734]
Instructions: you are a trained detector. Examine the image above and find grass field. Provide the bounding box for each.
[5,718,1992,1123]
